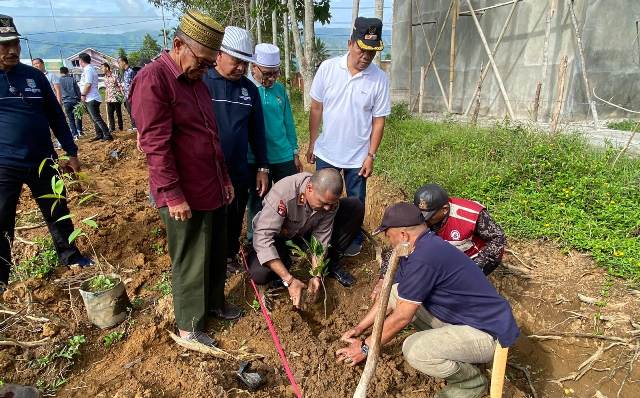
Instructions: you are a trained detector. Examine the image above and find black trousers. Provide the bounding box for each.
[124,99,136,129]
[85,100,110,139]
[0,160,83,284]
[62,101,83,136]
[247,197,365,284]
[106,102,123,132]
[226,182,249,259]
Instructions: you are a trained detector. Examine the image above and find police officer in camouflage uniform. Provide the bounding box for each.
[248,169,364,307]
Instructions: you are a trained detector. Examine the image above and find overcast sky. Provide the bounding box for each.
[0,0,393,35]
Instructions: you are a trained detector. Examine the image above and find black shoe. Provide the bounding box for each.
[102,136,114,141]
[328,263,355,287]
[226,257,242,276]
[0,281,7,295]
[89,136,103,142]
[183,330,218,348]
[210,302,243,320]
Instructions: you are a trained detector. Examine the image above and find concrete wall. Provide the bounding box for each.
[391,0,640,121]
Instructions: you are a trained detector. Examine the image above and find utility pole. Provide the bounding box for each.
[22,37,33,61]
[161,0,168,49]
[48,0,64,64]
[352,0,360,26]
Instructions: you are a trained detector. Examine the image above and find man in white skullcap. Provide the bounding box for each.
[202,27,268,286]
[246,43,301,242]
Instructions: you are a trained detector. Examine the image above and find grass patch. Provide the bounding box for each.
[291,94,640,281]
[607,119,639,132]
[11,237,58,282]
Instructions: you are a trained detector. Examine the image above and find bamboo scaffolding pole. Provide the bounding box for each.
[462,0,519,116]
[419,66,426,113]
[459,0,523,15]
[567,0,598,125]
[414,0,452,109]
[448,0,459,112]
[550,56,568,133]
[465,0,516,120]
[533,0,558,121]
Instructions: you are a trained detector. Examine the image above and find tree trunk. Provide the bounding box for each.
[352,0,360,26]
[272,9,278,45]
[287,0,311,108]
[282,4,291,92]
[244,1,250,31]
[373,0,384,66]
[249,0,256,38]
[256,0,263,43]
[302,0,316,109]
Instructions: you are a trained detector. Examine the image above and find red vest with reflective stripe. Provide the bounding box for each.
[437,197,486,258]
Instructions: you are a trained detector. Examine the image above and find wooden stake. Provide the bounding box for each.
[463,0,519,116]
[353,243,411,398]
[448,0,459,112]
[534,0,558,121]
[465,0,516,120]
[490,343,510,398]
[550,56,568,133]
[567,0,598,125]
[419,66,426,114]
[413,0,451,110]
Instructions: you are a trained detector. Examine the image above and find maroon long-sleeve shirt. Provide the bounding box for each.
[130,52,231,210]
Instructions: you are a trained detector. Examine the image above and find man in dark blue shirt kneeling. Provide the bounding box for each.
[0,15,93,294]
[337,203,519,398]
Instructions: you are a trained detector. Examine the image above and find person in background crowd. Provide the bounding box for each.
[32,57,61,104]
[307,17,391,276]
[78,52,111,142]
[130,10,237,348]
[59,66,83,139]
[202,26,268,277]
[0,14,94,294]
[102,62,124,134]
[118,55,137,131]
[246,43,302,243]
[370,183,507,301]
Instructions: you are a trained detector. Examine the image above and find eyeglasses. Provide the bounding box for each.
[256,65,280,80]
[183,41,217,69]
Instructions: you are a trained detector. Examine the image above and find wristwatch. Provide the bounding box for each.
[367,152,377,160]
[361,342,369,357]
[257,167,270,174]
[282,276,294,287]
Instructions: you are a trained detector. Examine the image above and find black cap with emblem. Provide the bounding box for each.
[351,17,384,52]
[0,15,20,43]
[413,183,450,221]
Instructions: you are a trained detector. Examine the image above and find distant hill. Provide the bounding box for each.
[22,30,162,59]
[22,27,392,61]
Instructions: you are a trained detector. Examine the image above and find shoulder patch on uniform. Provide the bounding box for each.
[277,200,287,217]
[297,193,305,206]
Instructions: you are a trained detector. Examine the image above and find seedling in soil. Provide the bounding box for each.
[11,237,58,282]
[72,102,87,120]
[103,331,125,348]
[154,273,172,297]
[150,226,163,238]
[151,241,165,255]
[30,335,86,394]
[131,297,144,308]
[286,236,330,317]
[86,275,117,293]
[251,299,261,312]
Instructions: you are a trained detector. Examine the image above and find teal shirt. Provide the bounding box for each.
[248,81,298,165]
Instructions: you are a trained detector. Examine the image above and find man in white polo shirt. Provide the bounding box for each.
[307,17,390,283]
[78,52,111,142]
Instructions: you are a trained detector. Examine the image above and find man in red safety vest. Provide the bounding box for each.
[371,183,506,301]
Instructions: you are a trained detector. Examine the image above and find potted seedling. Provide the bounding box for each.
[72,102,87,121]
[79,274,131,329]
[287,236,330,317]
[38,158,130,329]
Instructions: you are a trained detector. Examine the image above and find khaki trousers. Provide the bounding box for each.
[389,284,496,378]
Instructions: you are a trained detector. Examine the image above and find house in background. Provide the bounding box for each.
[66,48,117,76]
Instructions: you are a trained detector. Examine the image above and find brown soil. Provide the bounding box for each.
[2,117,639,397]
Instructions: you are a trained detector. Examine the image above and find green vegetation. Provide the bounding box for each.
[287,236,330,315]
[103,331,125,348]
[251,298,261,312]
[151,241,165,255]
[33,335,86,394]
[292,96,640,282]
[607,119,639,132]
[12,237,58,282]
[86,275,117,293]
[154,272,172,297]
